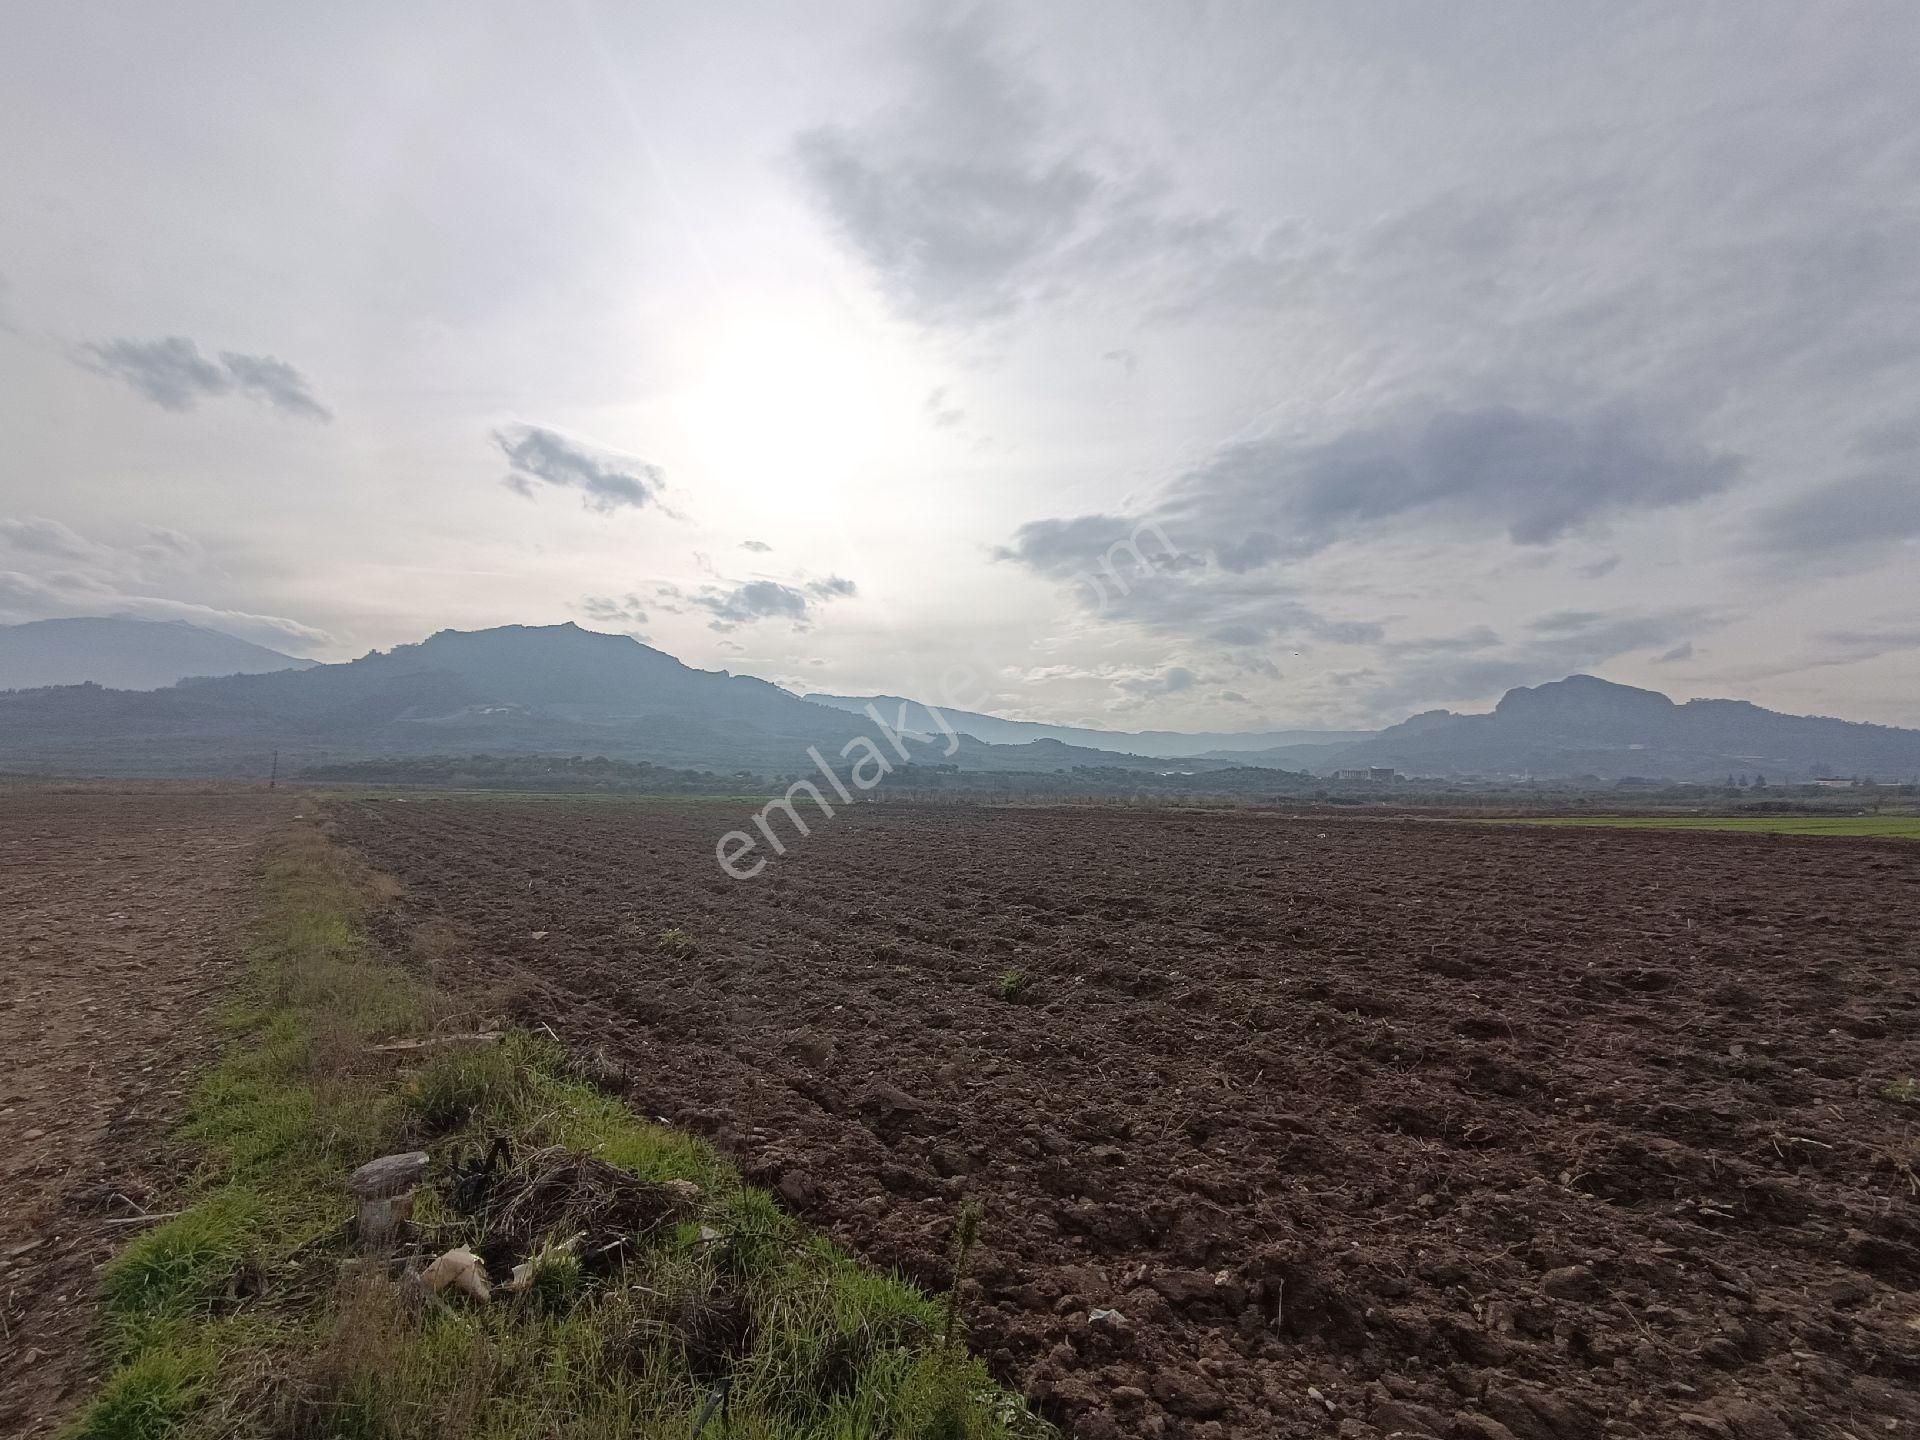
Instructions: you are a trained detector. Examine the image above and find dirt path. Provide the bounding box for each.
[0,789,288,1436]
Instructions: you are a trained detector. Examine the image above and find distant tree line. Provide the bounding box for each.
[297,753,1920,809]
[298,753,761,794]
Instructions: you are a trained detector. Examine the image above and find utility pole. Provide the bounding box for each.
[269,750,279,790]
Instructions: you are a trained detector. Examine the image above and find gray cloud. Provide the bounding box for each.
[80,336,331,419]
[1,515,211,586]
[1115,664,1195,698]
[739,539,773,553]
[925,387,966,428]
[658,573,859,632]
[1170,405,1741,561]
[1850,420,1920,460]
[1654,642,1695,664]
[701,581,808,628]
[1749,471,1920,562]
[0,516,112,564]
[1357,607,1718,715]
[994,401,1734,673]
[494,425,664,514]
[1524,609,1715,661]
[0,566,327,652]
[579,593,649,633]
[805,575,858,600]
[993,509,1381,650]
[794,14,1099,322]
[790,12,1228,327]
[1811,622,1920,666]
[216,351,332,420]
[0,515,327,650]
[1003,403,1737,596]
[81,337,228,410]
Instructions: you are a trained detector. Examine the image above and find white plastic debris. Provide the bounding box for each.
[420,1245,491,1302]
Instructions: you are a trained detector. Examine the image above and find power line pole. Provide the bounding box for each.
[269,750,279,790]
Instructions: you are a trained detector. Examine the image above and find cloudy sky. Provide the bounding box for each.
[4,3,1917,729]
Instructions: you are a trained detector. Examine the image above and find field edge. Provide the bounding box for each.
[65,807,1046,1440]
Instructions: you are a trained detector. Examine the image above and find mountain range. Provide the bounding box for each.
[1308,674,1920,783]
[0,616,314,691]
[1,617,1916,785]
[0,621,1213,778]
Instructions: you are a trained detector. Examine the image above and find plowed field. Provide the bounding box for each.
[336,798,1920,1440]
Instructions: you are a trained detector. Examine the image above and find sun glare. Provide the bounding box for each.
[671,307,923,518]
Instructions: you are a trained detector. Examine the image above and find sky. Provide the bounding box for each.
[3,1,1918,731]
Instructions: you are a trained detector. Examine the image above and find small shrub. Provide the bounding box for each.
[992,969,1033,1003]
[656,927,698,959]
[1883,1077,1920,1105]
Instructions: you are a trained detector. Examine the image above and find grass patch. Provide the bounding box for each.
[1883,1077,1920,1106]
[991,968,1034,1003]
[100,1191,267,1327]
[71,1344,211,1440]
[654,926,698,960]
[69,813,1045,1440]
[400,1040,537,1138]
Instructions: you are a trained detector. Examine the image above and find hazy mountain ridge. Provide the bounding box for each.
[1311,674,1920,781]
[0,616,314,691]
[0,623,1217,777]
[1,624,1913,783]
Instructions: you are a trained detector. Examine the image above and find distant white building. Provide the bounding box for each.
[1809,776,1856,789]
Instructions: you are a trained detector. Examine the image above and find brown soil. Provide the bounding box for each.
[336,798,1920,1440]
[0,789,288,1435]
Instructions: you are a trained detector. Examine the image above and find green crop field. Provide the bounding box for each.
[1487,814,1920,840]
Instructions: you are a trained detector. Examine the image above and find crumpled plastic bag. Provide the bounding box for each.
[420,1245,491,1302]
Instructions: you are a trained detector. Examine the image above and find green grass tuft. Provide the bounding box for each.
[992,968,1034,1002]
[655,926,698,959]
[516,1247,587,1315]
[66,1344,209,1440]
[100,1190,264,1324]
[401,1041,533,1137]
